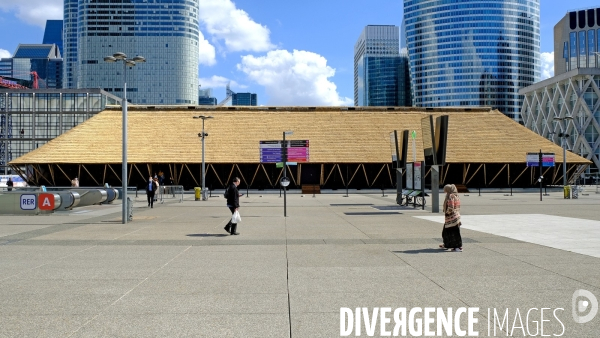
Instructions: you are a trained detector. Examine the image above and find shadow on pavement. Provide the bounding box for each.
[392,248,448,254]
[186,234,229,237]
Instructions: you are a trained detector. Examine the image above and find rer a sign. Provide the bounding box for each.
[38,193,55,210]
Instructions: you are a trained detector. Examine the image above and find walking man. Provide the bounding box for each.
[146,176,158,208]
[224,177,241,235]
[6,177,13,191]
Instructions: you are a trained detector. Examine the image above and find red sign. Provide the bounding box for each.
[38,193,55,210]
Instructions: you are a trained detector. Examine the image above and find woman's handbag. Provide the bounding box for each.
[231,210,242,223]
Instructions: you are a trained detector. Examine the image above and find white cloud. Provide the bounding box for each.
[237,49,352,106]
[199,0,274,53]
[198,31,216,66]
[540,52,554,80]
[0,0,62,28]
[0,49,11,58]
[199,75,245,89]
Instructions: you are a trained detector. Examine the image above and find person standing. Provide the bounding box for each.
[224,177,241,235]
[146,176,158,208]
[6,177,13,191]
[71,177,79,187]
[440,184,463,252]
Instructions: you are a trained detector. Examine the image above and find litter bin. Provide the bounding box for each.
[563,185,570,199]
[202,187,209,201]
[571,185,579,199]
[194,187,201,201]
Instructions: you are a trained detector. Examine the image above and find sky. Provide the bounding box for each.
[0,0,599,106]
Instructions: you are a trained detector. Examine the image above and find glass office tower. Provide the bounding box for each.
[43,20,64,56]
[403,0,540,120]
[68,0,200,104]
[63,0,78,89]
[354,25,411,106]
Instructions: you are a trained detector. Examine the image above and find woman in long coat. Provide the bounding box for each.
[440,184,463,252]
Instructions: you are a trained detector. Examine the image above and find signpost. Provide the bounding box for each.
[526,152,555,201]
[260,140,309,163]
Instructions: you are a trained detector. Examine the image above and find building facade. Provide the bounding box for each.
[403,0,540,121]
[554,8,600,76]
[66,0,200,104]
[0,45,63,89]
[63,0,78,89]
[0,89,120,175]
[43,20,64,56]
[198,87,217,105]
[231,92,257,106]
[354,25,411,107]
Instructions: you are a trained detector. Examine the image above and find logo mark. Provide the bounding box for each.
[572,289,598,324]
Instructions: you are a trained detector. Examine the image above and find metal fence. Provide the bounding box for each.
[158,185,184,203]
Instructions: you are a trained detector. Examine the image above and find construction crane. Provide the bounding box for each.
[30,71,39,89]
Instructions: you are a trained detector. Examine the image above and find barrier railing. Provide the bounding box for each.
[158,185,184,203]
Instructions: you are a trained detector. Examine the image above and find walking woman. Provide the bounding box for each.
[440,184,463,252]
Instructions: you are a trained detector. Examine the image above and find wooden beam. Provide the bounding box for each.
[387,164,393,186]
[484,164,487,186]
[286,165,297,186]
[323,164,337,186]
[371,164,386,187]
[297,164,302,186]
[338,164,346,186]
[107,164,122,184]
[81,164,100,186]
[361,164,370,187]
[235,164,247,186]
[208,164,224,187]
[128,164,133,184]
[320,164,325,185]
[488,164,507,185]
[177,163,185,183]
[250,164,261,186]
[465,164,484,185]
[512,166,529,185]
[226,164,235,186]
[31,165,51,186]
[48,164,56,185]
[260,164,273,187]
[442,164,450,185]
[348,164,361,186]
[55,164,71,182]
[133,164,146,182]
[102,165,107,185]
[184,164,199,186]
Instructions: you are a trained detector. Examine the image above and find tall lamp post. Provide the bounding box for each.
[104,52,146,224]
[193,115,213,200]
[553,116,573,193]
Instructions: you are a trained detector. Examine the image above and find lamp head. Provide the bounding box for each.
[125,60,136,67]
[113,52,127,60]
[132,56,146,63]
[103,56,117,63]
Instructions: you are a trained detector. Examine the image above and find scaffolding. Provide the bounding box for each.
[0,93,13,174]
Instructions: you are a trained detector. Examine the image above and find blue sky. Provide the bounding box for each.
[1,0,599,105]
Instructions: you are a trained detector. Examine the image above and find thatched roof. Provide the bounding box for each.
[10,106,590,165]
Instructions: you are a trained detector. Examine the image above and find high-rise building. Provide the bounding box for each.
[354,25,411,107]
[63,0,78,89]
[198,87,217,105]
[65,0,200,104]
[521,7,600,173]
[554,8,600,75]
[231,92,257,106]
[403,0,540,121]
[0,44,63,89]
[43,20,64,56]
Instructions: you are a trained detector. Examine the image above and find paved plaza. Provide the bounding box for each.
[1,189,599,337]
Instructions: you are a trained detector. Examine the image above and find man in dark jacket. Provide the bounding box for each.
[224,177,241,235]
[6,177,13,191]
[145,176,158,208]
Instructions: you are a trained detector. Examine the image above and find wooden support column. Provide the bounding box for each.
[361,164,369,187]
[348,164,361,186]
[250,164,261,186]
[133,164,146,182]
[337,164,346,186]
[55,164,72,182]
[323,164,337,186]
[371,164,386,188]
[511,166,529,185]
[320,164,325,185]
[488,164,507,185]
[48,164,56,186]
[209,164,224,187]
[465,164,484,185]
[387,164,393,186]
[102,165,107,185]
[184,164,199,186]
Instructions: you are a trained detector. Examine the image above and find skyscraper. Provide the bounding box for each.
[63,0,78,89]
[65,0,200,104]
[554,8,600,75]
[1,44,63,89]
[354,25,411,107]
[403,0,540,120]
[43,20,64,56]
[231,92,257,106]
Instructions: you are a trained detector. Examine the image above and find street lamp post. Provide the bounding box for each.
[193,115,213,200]
[553,116,573,195]
[104,52,146,224]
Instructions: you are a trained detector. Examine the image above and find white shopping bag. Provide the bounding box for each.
[231,210,242,223]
